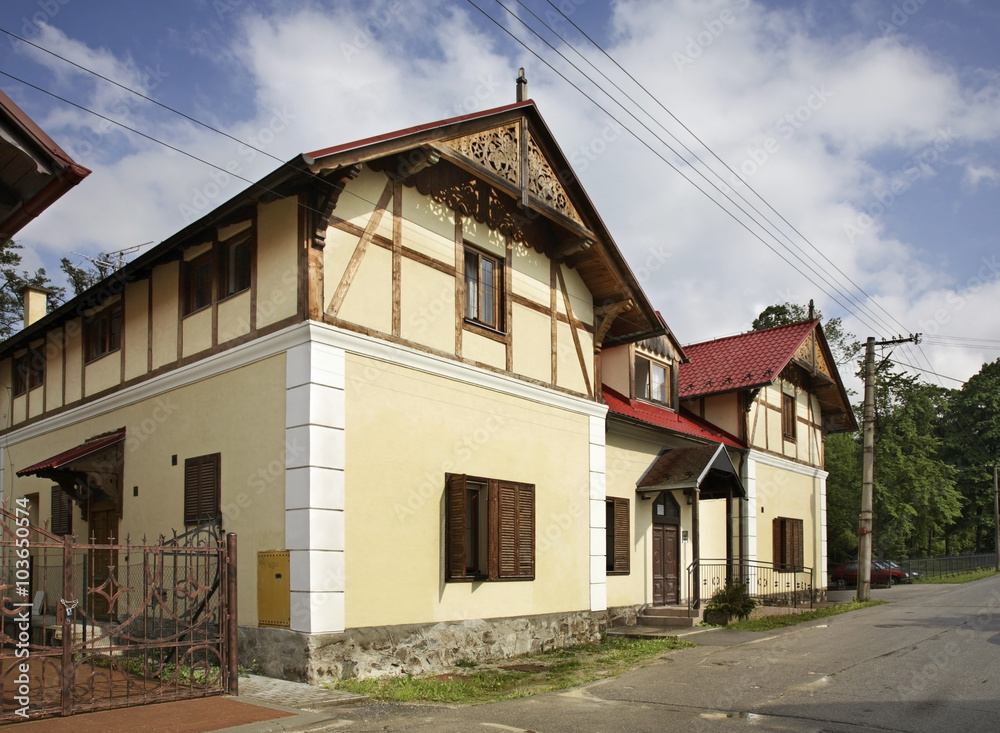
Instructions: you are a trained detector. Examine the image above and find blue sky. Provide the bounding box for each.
[2,0,999,388]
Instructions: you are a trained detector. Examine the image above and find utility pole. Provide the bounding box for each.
[857,333,920,602]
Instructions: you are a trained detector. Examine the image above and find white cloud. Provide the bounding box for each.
[9,0,1000,384]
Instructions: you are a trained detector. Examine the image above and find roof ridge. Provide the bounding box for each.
[683,318,818,350]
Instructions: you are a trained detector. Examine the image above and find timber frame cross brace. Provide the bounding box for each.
[593,300,633,351]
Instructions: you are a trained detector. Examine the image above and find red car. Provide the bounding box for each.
[830,560,909,589]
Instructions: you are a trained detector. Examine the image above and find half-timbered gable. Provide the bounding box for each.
[1,98,674,682]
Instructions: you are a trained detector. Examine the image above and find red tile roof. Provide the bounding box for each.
[678,320,818,399]
[17,427,126,476]
[307,100,534,160]
[602,386,745,448]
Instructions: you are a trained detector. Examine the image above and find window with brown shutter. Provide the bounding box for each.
[605,497,630,575]
[772,517,804,571]
[445,474,534,582]
[782,392,797,440]
[184,453,221,525]
[51,486,72,536]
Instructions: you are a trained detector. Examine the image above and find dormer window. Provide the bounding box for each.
[635,354,670,406]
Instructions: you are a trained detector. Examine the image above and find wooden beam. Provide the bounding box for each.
[312,165,361,249]
[557,266,592,398]
[327,179,394,316]
[593,300,633,351]
[392,179,402,337]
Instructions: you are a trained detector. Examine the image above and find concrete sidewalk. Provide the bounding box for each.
[11,674,367,733]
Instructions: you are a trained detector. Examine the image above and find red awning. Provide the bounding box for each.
[16,427,126,477]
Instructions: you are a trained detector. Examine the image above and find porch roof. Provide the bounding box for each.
[16,427,126,477]
[635,443,745,500]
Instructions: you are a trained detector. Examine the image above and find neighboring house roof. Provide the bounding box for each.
[0,99,666,356]
[602,386,745,448]
[678,319,857,432]
[17,427,126,477]
[0,87,90,241]
[679,320,819,399]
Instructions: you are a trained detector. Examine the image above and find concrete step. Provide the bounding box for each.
[637,606,701,628]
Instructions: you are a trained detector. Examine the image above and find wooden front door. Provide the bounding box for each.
[88,502,120,620]
[653,524,680,605]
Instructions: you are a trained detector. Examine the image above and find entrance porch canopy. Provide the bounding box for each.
[635,443,744,500]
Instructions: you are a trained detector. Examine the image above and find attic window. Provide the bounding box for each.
[635,355,670,406]
[464,245,502,331]
[220,231,252,298]
[184,251,214,315]
[13,346,44,396]
[782,392,796,441]
[85,302,122,362]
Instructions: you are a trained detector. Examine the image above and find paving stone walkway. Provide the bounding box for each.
[239,673,368,711]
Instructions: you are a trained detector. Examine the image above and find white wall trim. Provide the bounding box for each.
[4,320,606,448]
[747,449,828,480]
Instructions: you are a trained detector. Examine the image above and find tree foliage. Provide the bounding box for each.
[751,301,861,368]
[60,253,114,296]
[0,240,64,340]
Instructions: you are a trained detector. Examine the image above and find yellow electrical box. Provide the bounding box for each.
[257,550,290,628]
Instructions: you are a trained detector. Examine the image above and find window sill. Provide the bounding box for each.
[84,348,121,366]
[183,304,212,318]
[635,397,674,410]
[219,288,250,303]
[463,319,507,341]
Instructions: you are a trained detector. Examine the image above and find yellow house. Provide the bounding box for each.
[0,88,855,679]
[1,97,671,680]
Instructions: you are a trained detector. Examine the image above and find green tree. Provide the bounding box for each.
[0,239,63,339]
[60,253,114,296]
[825,430,862,562]
[940,359,1000,553]
[751,301,861,368]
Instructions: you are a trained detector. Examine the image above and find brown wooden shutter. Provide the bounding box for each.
[773,517,783,570]
[184,454,220,525]
[612,497,630,574]
[790,518,804,571]
[492,480,534,580]
[445,473,468,581]
[51,486,72,536]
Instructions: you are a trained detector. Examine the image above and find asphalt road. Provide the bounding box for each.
[320,577,1000,732]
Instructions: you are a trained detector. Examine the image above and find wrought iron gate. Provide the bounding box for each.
[0,504,237,722]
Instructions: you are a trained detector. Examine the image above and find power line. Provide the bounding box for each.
[465,0,889,335]
[531,0,912,338]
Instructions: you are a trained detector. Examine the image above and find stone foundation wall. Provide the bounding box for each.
[606,604,643,628]
[239,609,610,682]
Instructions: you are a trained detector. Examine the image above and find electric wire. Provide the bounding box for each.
[536,0,914,339]
[464,0,888,335]
[513,0,898,339]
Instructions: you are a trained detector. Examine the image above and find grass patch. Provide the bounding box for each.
[723,600,884,632]
[914,568,998,584]
[331,635,694,704]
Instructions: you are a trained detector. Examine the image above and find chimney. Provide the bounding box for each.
[516,68,528,102]
[21,285,52,328]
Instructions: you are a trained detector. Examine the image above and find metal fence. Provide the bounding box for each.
[0,506,237,723]
[688,559,814,612]
[900,553,998,580]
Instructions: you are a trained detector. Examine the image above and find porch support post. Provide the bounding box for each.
[692,487,701,609]
[725,489,733,587]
